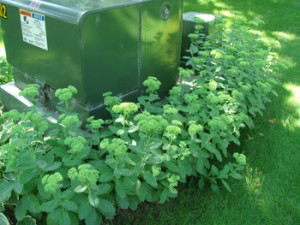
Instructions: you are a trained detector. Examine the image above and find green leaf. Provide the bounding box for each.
[214,150,222,162]
[60,189,75,200]
[211,183,219,192]
[219,168,229,179]
[230,171,243,179]
[18,169,37,184]
[128,125,139,133]
[16,216,37,225]
[128,196,139,210]
[7,190,18,205]
[0,204,4,212]
[95,184,111,196]
[143,172,157,187]
[69,213,79,225]
[116,180,126,198]
[74,185,87,193]
[14,180,24,194]
[165,161,179,173]
[85,208,102,225]
[221,179,232,192]
[117,129,125,136]
[211,165,219,176]
[17,152,36,171]
[88,191,99,207]
[99,172,114,182]
[160,190,168,204]
[37,160,47,169]
[114,168,121,179]
[147,155,163,165]
[59,209,71,225]
[136,181,148,202]
[22,193,40,214]
[47,208,60,225]
[0,180,14,202]
[120,169,134,177]
[178,161,187,179]
[116,195,129,209]
[196,158,206,176]
[44,162,62,171]
[61,200,78,212]
[0,212,9,225]
[198,179,205,190]
[40,199,59,213]
[149,140,163,150]
[125,154,138,165]
[78,200,92,220]
[189,142,201,157]
[98,199,116,218]
[51,147,68,158]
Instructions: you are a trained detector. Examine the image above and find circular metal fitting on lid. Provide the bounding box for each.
[161,4,171,20]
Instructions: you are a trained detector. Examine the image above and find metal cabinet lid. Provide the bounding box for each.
[1,0,149,23]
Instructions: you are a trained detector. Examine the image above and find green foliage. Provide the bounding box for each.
[0,15,282,224]
[0,57,12,85]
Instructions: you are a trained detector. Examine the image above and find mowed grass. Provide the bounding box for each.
[110,0,300,224]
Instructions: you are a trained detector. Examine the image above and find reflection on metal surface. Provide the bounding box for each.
[1,0,183,119]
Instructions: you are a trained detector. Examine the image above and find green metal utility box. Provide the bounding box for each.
[0,0,183,119]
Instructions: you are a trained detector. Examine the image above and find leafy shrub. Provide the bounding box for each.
[0,56,12,85]
[0,15,282,224]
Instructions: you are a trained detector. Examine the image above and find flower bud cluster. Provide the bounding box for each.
[188,124,203,136]
[169,86,182,96]
[256,81,271,94]
[2,110,21,122]
[164,125,181,140]
[152,165,161,177]
[178,141,191,160]
[184,93,198,103]
[112,102,139,115]
[19,84,40,100]
[163,105,178,115]
[207,93,220,105]
[100,138,127,156]
[179,68,193,79]
[55,85,77,102]
[134,111,168,137]
[208,80,218,91]
[103,92,121,108]
[232,90,244,99]
[143,76,161,93]
[211,49,224,59]
[68,164,99,186]
[87,116,104,130]
[60,115,80,129]
[65,136,87,152]
[233,153,246,166]
[188,33,198,40]
[208,117,227,130]
[42,172,63,193]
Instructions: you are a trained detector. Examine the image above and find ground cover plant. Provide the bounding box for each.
[0,57,12,85]
[0,13,285,225]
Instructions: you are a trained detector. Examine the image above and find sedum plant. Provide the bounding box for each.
[0,14,283,224]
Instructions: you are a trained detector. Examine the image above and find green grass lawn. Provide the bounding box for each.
[110,0,300,224]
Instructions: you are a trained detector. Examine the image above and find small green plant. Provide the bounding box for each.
[0,14,282,224]
[0,56,12,85]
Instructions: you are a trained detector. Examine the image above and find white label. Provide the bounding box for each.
[19,9,48,50]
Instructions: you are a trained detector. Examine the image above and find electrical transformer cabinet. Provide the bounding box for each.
[0,0,183,119]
